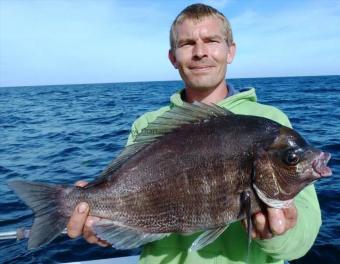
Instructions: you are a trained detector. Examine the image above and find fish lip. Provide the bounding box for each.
[312,152,332,177]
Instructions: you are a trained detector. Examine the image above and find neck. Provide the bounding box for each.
[185,81,228,105]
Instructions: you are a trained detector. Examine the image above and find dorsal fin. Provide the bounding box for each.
[133,101,232,144]
[85,102,232,188]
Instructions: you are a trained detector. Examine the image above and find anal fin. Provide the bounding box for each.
[93,220,170,250]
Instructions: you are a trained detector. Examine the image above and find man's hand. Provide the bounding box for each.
[66,181,110,247]
[244,203,298,240]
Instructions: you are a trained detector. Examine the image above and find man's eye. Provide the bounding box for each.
[179,42,191,47]
[186,41,196,46]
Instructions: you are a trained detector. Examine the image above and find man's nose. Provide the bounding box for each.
[192,42,207,59]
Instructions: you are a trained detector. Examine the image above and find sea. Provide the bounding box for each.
[0,75,339,263]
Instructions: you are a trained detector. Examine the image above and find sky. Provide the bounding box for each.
[0,0,339,87]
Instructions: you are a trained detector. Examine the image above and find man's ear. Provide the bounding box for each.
[226,43,236,64]
[168,49,178,69]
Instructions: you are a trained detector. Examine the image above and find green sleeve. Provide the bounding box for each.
[254,110,322,260]
[126,122,139,146]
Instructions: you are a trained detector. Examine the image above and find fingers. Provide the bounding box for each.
[267,208,285,235]
[75,180,88,187]
[68,181,90,237]
[83,217,99,243]
[67,181,90,238]
[242,212,272,239]
[267,204,298,236]
[67,202,90,238]
[83,217,111,247]
[253,211,273,239]
[244,204,298,240]
[67,180,110,247]
[283,204,298,229]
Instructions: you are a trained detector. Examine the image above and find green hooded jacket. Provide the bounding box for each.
[126,88,321,264]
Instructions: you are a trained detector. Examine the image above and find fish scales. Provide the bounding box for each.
[62,116,274,232]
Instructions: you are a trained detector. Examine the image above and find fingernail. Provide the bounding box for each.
[78,203,88,214]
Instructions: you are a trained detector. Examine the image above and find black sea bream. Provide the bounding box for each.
[8,102,332,250]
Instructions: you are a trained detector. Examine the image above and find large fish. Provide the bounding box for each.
[8,102,332,251]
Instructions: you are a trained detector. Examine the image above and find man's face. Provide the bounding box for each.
[169,16,235,91]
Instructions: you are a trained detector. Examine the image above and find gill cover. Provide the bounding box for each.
[253,126,312,207]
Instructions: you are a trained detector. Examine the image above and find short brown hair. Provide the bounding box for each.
[170,3,234,50]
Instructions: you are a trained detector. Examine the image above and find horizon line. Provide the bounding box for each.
[1,74,339,89]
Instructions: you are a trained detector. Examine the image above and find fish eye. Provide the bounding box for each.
[284,151,300,166]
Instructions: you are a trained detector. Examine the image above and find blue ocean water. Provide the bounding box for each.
[0,76,339,263]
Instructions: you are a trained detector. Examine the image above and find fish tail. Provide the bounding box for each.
[8,180,68,250]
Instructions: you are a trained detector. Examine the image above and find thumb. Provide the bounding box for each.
[267,208,285,235]
[67,202,90,238]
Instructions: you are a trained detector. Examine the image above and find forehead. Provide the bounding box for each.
[174,16,225,39]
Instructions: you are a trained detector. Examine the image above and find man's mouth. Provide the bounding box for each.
[189,65,214,72]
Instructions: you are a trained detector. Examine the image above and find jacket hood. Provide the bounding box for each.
[169,88,257,109]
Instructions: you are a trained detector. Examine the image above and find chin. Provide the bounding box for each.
[188,80,219,91]
[191,85,214,91]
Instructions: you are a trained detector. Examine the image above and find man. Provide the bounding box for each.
[67,4,321,263]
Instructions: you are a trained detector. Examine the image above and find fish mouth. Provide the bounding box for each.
[312,152,332,177]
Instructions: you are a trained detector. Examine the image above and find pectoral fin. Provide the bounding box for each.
[189,225,229,251]
[241,190,252,264]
